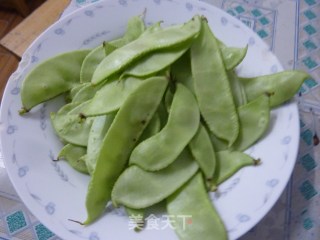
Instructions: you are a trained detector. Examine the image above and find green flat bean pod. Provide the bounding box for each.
[122,43,191,79]
[167,172,227,240]
[239,70,308,108]
[84,76,168,224]
[80,45,107,83]
[71,83,101,103]
[189,123,216,179]
[85,114,115,175]
[92,15,201,85]
[57,144,88,174]
[129,83,199,171]
[80,16,145,83]
[50,101,94,147]
[191,18,239,146]
[82,77,143,117]
[213,150,260,185]
[228,71,247,107]
[68,83,88,102]
[112,149,199,209]
[209,94,270,152]
[20,49,90,113]
[218,40,248,71]
[231,94,270,151]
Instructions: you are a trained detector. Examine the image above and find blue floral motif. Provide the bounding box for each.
[7,125,17,134]
[270,64,278,73]
[84,10,94,17]
[18,166,29,177]
[89,232,100,240]
[266,178,279,188]
[248,36,255,46]
[45,202,55,215]
[221,17,228,26]
[237,214,250,222]
[54,28,65,35]
[282,136,291,144]
[82,30,110,46]
[119,0,127,6]
[40,104,47,131]
[186,2,193,11]
[11,87,20,95]
[31,55,39,63]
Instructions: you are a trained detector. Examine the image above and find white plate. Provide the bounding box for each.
[0,0,299,239]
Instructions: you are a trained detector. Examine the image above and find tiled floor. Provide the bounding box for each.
[0,0,44,100]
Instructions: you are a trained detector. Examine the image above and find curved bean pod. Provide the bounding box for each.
[239,70,308,108]
[122,43,190,79]
[167,172,227,240]
[129,83,199,171]
[50,101,93,147]
[92,16,201,85]
[191,18,239,146]
[68,83,88,101]
[112,149,199,209]
[84,76,168,224]
[57,144,88,174]
[213,150,259,185]
[189,123,216,179]
[80,16,145,83]
[228,71,247,106]
[218,40,248,71]
[82,77,143,117]
[209,94,270,152]
[80,46,107,83]
[20,49,90,113]
[85,114,115,175]
[231,94,270,151]
[72,83,101,103]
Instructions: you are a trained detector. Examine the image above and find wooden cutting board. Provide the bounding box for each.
[0,0,71,58]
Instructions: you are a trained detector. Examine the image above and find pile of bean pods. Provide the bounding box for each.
[20,15,308,240]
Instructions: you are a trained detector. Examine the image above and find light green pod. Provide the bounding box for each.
[112,149,199,209]
[109,15,145,48]
[72,83,101,103]
[231,94,270,151]
[57,143,89,174]
[139,113,161,142]
[80,16,145,83]
[50,101,93,147]
[228,71,247,107]
[129,83,199,171]
[85,113,116,175]
[92,16,201,85]
[84,76,168,225]
[218,39,248,71]
[209,94,270,152]
[239,70,309,108]
[20,49,90,113]
[122,43,190,79]
[167,172,227,240]
[82,77,143,117]
[68,83,89,102]
[214,151,259,185]
[191,18,239,146]
[80,46,107,83]
[189,123,216,179]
